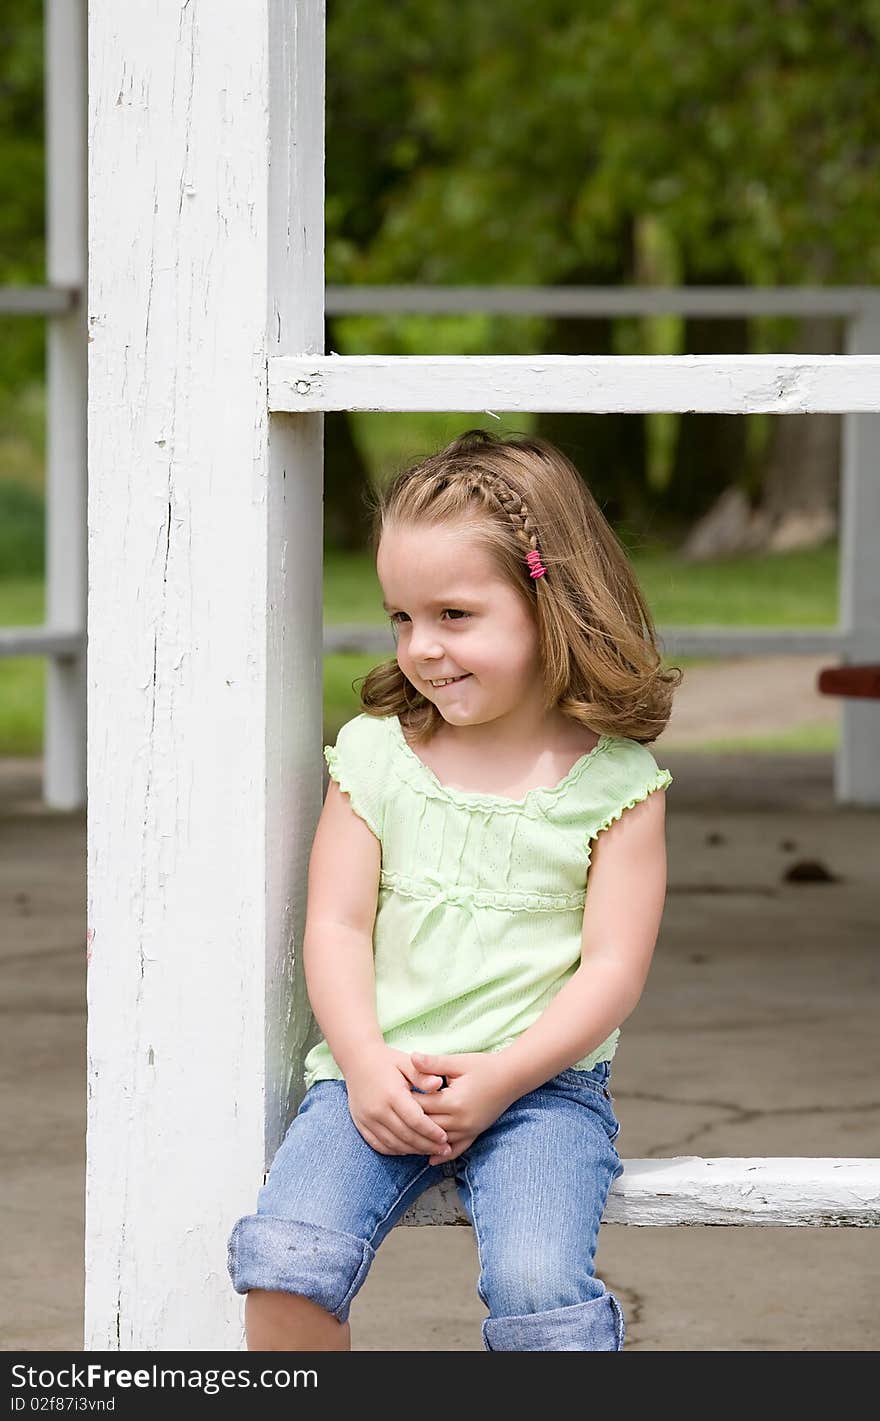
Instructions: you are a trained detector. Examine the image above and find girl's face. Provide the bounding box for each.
[377,522,544,728]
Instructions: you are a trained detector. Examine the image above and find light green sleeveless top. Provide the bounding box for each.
[303,712,673,1091]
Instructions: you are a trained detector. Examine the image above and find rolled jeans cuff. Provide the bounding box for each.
[481,1289,625,1351]
[227,1214,374,1324]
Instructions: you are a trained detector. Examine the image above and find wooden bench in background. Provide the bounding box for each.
[818,665,880,700]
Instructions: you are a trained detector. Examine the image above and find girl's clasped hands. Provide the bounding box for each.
[345,1045,514,1166]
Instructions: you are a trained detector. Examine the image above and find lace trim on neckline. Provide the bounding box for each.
[389,714,615,812]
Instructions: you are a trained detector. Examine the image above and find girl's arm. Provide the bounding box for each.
[489,786,669,1100]
[303,778,385,1074]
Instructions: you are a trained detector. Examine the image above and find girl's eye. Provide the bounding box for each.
[388,609,469,625]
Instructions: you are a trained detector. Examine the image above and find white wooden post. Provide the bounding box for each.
[839,297,880,805]
[86,0,325,1350]
[44,0,88,810]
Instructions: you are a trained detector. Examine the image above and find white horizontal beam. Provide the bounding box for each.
[400,1157,880,1227]
[325,285,879,319]
[270,355,880,414]
[656,627,848,658]
[7,284,874,320]
[322,624,850,658]
[5,285,876,320]
[0,626,84,658]
[0,624,849,662]
[0,285,80,315]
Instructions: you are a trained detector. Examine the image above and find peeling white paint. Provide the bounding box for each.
[270,353,880,414]
[86,0,325,1350]
[400,1158,880,1227]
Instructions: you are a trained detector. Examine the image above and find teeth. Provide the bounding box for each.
[431,675,466,686]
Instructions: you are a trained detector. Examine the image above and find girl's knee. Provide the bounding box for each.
[482,1251,585,1319]
[227,1213,375,1324]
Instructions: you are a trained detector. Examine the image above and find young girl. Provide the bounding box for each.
[227,428,680,1352]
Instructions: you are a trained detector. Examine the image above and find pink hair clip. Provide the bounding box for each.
[525,549,547,579]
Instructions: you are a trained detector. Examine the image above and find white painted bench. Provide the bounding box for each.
[401,1158,880,1227]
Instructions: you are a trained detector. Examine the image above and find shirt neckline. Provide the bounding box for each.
[390,714,613,808]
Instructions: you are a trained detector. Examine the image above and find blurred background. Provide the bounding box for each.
[5,0,878,751]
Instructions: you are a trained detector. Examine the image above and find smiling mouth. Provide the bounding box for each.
[428,673,472,688]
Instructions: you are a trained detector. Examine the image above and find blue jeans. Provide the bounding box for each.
[227,1059,626,1351]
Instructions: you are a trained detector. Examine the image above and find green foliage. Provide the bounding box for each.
[0,481,44,575]
[0,2,45,393]
[321,2,880,540]
[5,2,879,359]
[325,0,880,285]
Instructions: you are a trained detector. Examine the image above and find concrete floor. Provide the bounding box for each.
[1,749,878,1351]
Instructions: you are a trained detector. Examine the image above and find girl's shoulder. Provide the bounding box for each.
[323,712,397,840]
[325,710,393,756]
[557,731,673,842]
[597,731,672,782]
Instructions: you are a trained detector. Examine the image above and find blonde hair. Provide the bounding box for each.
[357,428,682,746]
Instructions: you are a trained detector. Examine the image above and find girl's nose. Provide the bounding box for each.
[408,629,444,661]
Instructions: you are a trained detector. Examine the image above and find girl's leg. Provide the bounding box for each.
[245,1289,351,1351]
[454,1061,625,1351]
[227,1079,444,1348]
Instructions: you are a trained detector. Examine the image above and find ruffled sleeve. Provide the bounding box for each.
[584,736,673,852]
[323,713,391,841]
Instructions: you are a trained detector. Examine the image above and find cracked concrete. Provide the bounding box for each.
[1,747,877,1350]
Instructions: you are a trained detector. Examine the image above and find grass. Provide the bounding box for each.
[0,576,45,754]
[323,544,840,628]
[0,543,841,757]
[680,724,839,754]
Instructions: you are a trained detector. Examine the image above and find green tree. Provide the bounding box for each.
[5,1,880,550]
[0,0,45,397]
[354,0,880,547]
